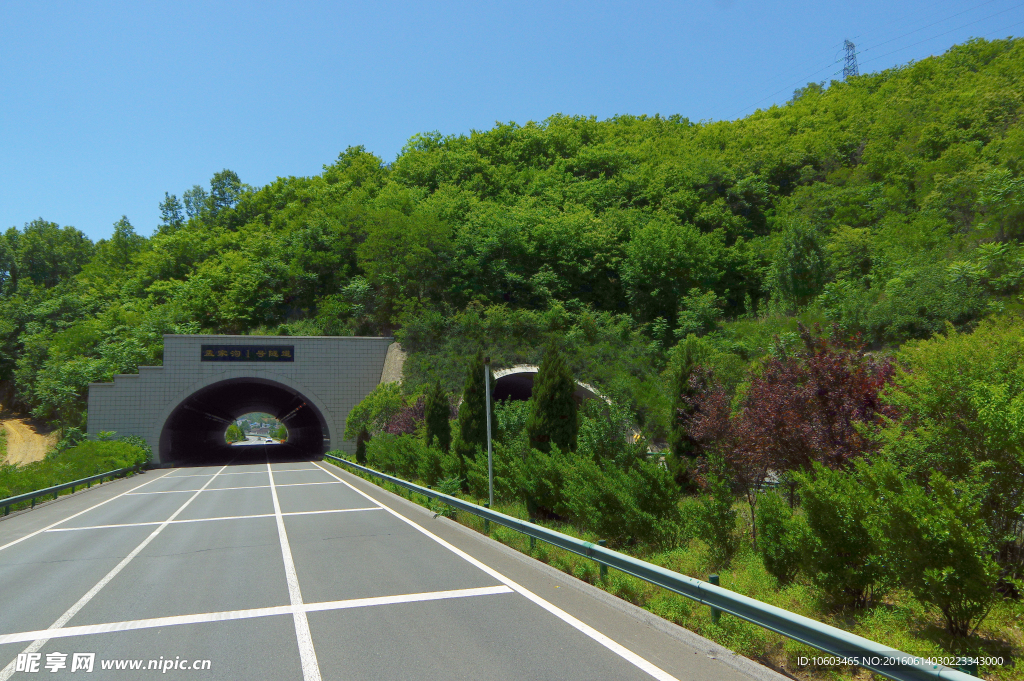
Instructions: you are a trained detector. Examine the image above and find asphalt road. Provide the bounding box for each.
[0,457,788,681]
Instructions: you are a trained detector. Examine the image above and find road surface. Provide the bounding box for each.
[0,457,786,680]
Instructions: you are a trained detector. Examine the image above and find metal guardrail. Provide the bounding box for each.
[1,465,140,516]
[324,454,977,681]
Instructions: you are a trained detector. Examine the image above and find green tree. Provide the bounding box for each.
[209,169,245,216]
[795,463,882,609]
[225,424,245,443]
[182,185,209,221]
[159,192,185,232]
[454,351,496,460]
[15,219,94,288]
[424,379,451,452]
[768,220,827,310]
[526,344,578,453]
[105,216,145,270]
[863,460,1000,637]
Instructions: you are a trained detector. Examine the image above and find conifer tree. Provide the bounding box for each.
[527,344,578,453]
[669,336,701,460]
[355,428,369,464]
[454,350,496,460]
[424,379,451,453]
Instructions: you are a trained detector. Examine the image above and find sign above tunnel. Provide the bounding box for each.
[201,344,295,362]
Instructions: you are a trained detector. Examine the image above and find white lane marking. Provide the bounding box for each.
[0,586,513,645]
[125,481,341,495]
[313,461,681,681]
[268,463,322,681]
[44,507,383,532]
[284,508,381,517]
[0,470,174,554]
[0,466,229,681]
[162,468,318,479]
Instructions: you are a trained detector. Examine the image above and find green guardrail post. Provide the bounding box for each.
[959,660,978,676]
[709,574,721,624]
[4,505,9,516]
[598,540,608,580]
[483,503,490,534]
[87,479,91,489]
[529,518,536,551]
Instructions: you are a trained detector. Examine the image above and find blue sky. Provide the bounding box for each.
[2,0,1022,242]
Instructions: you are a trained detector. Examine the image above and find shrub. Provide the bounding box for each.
[795,463,882,609]
[868,314,1024,562]
[365,434,423,479]
[417,444,444,487]
[755,490,807,585]
[519,445,680,547]
[117,434,153,466]
[863,460,1001,637]
[527,344,579,453]
[423,379,451,453]
[454,350,496,460]
[344,382,406,439]
[698,452,737,564]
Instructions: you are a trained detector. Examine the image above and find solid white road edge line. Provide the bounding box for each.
[0,470,174,554]
[0,465,230,681]
[268,462,322,681]
[312,460,681,681]
[0,586,514,645]
[43,507,383,532]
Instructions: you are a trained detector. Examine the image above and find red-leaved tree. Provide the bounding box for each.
[687,323,898,550]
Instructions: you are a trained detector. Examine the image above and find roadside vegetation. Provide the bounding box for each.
[0,435,150,511]
[0,36,1021,678]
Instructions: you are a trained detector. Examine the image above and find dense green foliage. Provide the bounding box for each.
[2,38,1020,435]
[225,424,244,442]
[0,440,148,505]
[526,344,578,453]
[453,350,496,460]
[423,380,451,453]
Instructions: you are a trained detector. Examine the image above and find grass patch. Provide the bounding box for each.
[0,440,148,512]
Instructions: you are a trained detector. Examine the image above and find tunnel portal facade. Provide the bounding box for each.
[87,335,395,465]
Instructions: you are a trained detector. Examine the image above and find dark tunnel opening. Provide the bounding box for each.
[160,378,330,466]
[492,373,536,402]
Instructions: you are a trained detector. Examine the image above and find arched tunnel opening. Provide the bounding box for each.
[160,378,330,466]
[492,369,598,405]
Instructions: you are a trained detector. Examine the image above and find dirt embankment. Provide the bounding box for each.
[1,415,58,465]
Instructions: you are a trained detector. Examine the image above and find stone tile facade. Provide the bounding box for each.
[87,335,393,464]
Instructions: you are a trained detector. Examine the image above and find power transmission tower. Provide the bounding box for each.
[843,39,859,79]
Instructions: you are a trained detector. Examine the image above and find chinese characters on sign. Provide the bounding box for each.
[200,345,294,362]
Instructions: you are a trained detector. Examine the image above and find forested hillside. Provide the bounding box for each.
[3,36,1023,676]
[1,37,1022,434]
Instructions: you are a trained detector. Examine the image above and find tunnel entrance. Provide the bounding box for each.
[160,378,329,465]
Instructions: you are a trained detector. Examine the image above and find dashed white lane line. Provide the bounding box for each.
[124,481,342,495]
[44,507,383,532]
[0,466,230,681]
[267,462,322,681]
[0,586,513,645]
[0,470,175,554]
[312,460,681,681]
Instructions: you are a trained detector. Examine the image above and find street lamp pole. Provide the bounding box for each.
[484,356,493,508]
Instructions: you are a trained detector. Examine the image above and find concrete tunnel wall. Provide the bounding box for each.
[87,335,394,465]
